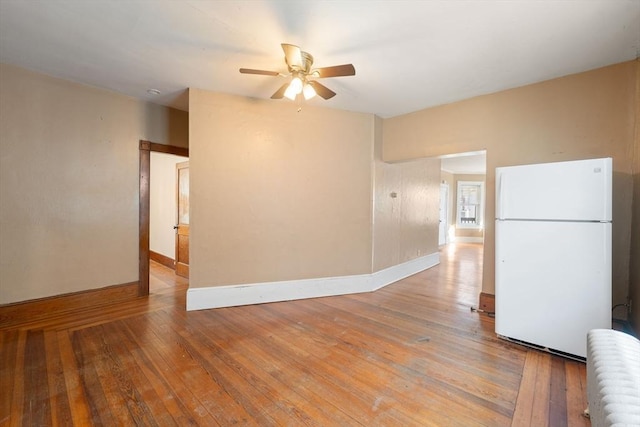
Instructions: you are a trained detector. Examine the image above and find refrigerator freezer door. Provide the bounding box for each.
[496,158,612,221]
[495,220,611,358]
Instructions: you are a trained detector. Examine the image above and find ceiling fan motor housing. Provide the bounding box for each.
[287,51,314,74]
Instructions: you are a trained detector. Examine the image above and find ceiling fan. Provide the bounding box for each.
[239,43,356,101]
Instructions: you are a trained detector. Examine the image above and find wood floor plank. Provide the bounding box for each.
[23,330,52,426]
[98,321,178,426]
[511,350,540,425]
[43,330,73,426]
[123,314,223,426]
[56,330,93,426]
[281,297,515,423]
[69,329,117,426]
[135,311,258,425]
[117,319,201,426]
[566,361,590,427]
[7,331,26,427]
[77,325,144,426]
[202,324,362,425]
[165,315,296,425]
[530,352,552,426]
[316,293,524,382]
[0,330,19,425]
[184,307,368,426]
[549,355,568,427]
[249,302,491,427]
[2,243,597,426]
[215,305,416,426]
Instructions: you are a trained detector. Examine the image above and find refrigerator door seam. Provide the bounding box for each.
[496,219,611,223]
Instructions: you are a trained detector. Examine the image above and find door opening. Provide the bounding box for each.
[439,151,486,246]
[175,161,189,278]
[439,183,449,246]
[139,140,189,296]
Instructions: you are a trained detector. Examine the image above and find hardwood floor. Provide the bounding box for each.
[1,244,590,426]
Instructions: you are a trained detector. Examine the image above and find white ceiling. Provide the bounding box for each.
[0,1,638,118]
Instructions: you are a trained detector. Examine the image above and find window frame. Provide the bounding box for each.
[456,180,485,230]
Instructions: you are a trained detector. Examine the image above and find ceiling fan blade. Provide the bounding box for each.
[308,81,336,100]
[271,83,289,99]
[239,68,280,76]
[281,43,303,68]
[314,64,356,78]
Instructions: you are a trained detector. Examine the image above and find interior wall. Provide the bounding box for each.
[189,89,375,288]
[150,152,188,260]
[0,63,188,304]
[373,117,440,271]
[382,60,637,309]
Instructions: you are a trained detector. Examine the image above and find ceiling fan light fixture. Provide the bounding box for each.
[284,85,297,100]
[290,76,303,93]
[303,83,316,100]
[284,76,303,100]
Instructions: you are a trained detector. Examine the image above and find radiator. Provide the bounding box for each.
[586,329,640,427]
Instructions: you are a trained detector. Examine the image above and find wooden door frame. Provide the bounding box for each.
[139,140,189,296]
[174,161,190,278]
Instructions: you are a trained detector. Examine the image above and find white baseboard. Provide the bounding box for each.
[370,252,439,290]
[186,252,439,311]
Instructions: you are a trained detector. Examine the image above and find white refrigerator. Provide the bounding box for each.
[495,157,612,359]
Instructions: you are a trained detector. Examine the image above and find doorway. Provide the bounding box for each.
[439,151,486,246]
[174,161,189,278]
[139,140,189,296]
[438,183,449,246]
[149,154,189,276]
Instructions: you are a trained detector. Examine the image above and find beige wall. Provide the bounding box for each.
[373,117,440,271]
[189,89,376,288]
[0,63,188,304]
[383,61,637,309]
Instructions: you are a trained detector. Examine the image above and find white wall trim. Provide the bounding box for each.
[186,252,439,311]
[371,252,439,290]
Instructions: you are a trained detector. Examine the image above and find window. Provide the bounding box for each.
[456,181,484,229]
